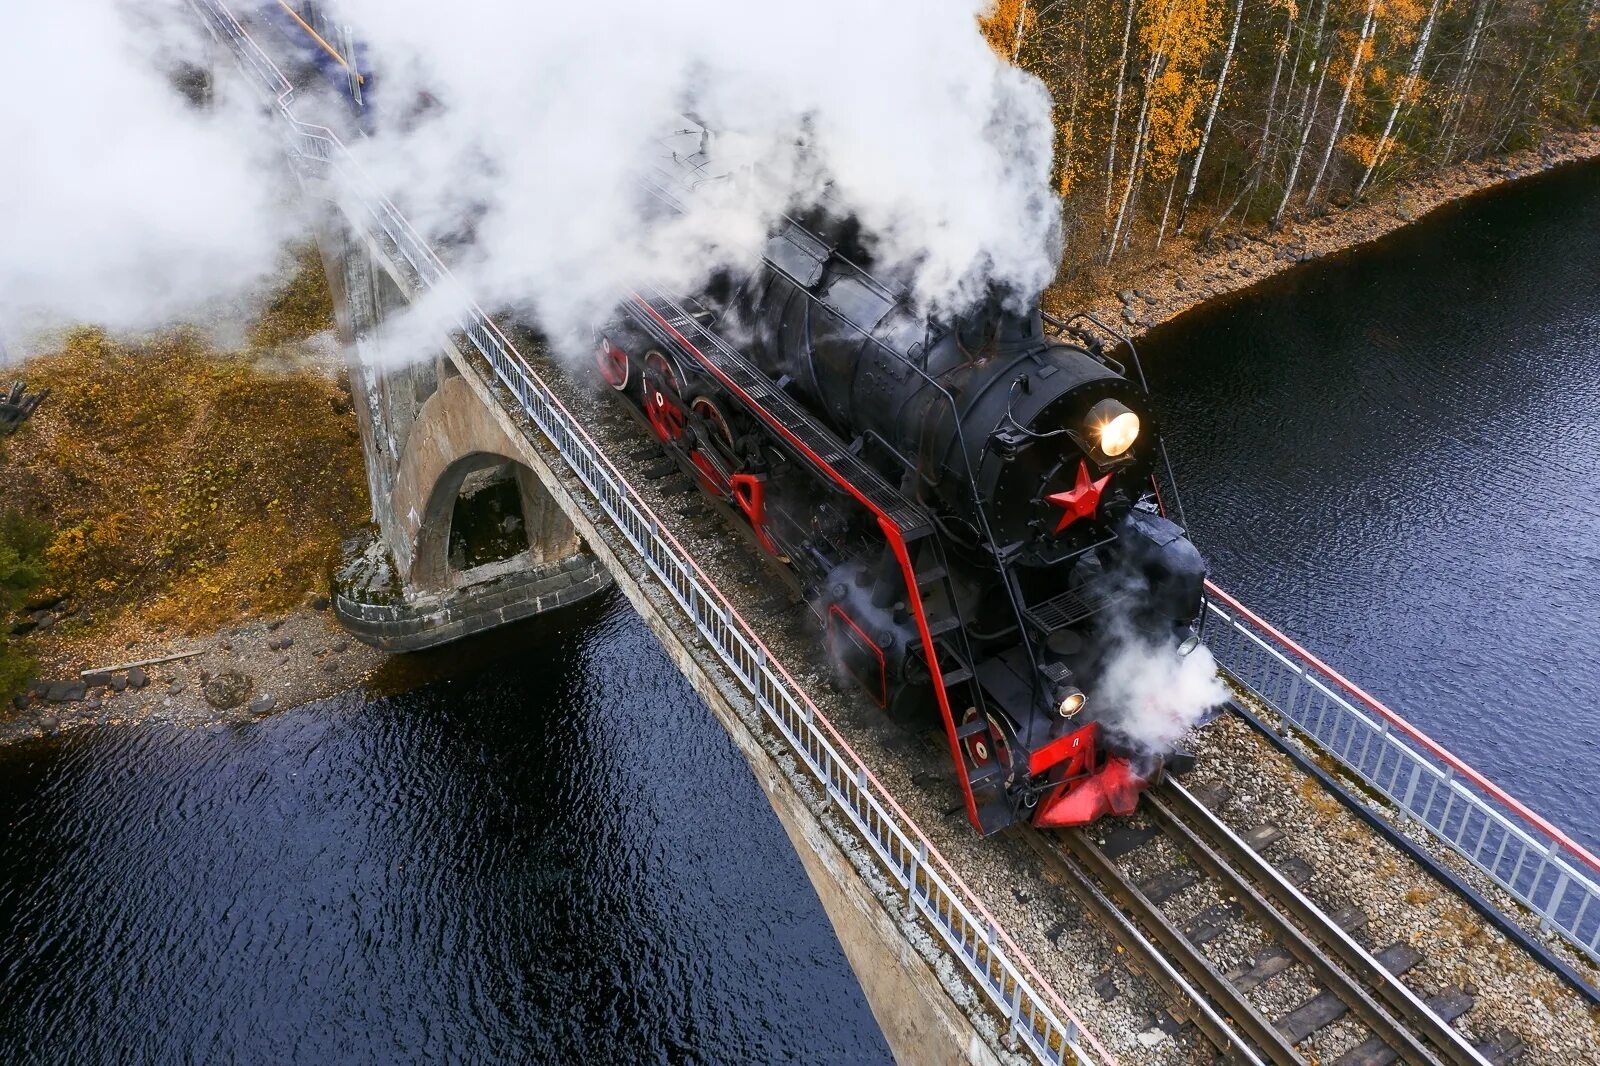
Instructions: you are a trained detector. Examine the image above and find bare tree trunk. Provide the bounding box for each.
[1438,0,1494,160]
[1156,166,1182,248]
[1256,4,1300,173]
[1272,1,1333,228]
[1176,0,1247,234]
[1059,16,1090,190]
[1212,159,1264,232]
[1107,85,1157,260]
[1011,0,1032,60]
[1107,32,1174,261]
[1483,34,1542,155]
[1251,0,1324,215]
[1306,0,1378,207]
[1355,0,1446,198]
[1103,0,1139,224]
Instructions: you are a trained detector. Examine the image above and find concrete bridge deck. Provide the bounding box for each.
[188,4,1600,1062]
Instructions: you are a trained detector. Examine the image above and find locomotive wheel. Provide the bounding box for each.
[959,707,1014,784]
[644,350,681,393]
[644,384,686,442]
[690,395,734,450]
[595,337,630,391]
[688,395,734,497]
[642,351,687,443]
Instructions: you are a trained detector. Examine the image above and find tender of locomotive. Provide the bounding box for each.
[600,126,1210,836]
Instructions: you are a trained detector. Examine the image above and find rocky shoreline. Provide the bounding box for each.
[1065,126,1600,340]
[1,600,385,747]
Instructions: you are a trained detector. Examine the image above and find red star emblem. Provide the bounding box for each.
[1047,460,1111,534]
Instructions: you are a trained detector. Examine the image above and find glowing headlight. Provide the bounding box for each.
[1088,399,1141,458]
[1057,688,1087,718]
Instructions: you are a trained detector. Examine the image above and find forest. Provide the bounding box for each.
[981,0,1600,275]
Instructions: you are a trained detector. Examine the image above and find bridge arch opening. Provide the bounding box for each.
[411,452,577,591]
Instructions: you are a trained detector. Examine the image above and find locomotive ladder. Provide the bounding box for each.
[628,283,1012,834]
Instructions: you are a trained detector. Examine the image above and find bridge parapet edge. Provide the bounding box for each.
[186,2,1109,1061]
[1203,584,1600,974]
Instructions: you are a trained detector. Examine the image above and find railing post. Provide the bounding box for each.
[1004,978,1024,1051]
[905,840,927,921]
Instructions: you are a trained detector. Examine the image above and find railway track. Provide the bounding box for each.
[1022,777,1531,1065]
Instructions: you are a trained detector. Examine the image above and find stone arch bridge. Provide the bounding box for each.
[317,223,609,651]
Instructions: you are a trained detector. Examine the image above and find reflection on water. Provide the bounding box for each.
[1141,160,1600,850]
[0,591,892,1064]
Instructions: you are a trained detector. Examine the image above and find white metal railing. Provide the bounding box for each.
[1204,582,1600,969]
[187,1,1109,1060]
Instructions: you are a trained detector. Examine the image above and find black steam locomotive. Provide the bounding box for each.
[252,2,1211,834]
[600,126,1209,836]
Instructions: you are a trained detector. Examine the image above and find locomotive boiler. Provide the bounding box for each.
[599,125,1212,836]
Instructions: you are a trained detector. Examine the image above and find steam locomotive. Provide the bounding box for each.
[253,4,1213,836]
[599,128,1210,836]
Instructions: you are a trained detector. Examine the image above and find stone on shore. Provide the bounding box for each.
[44,679,87,703]
[203,671,252,710]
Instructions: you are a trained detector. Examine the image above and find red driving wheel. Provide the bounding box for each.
[644,350,680,393]
[642,351,686,442]
[960,708,1011,772]
[689,395,734,497]
[595,336,629,390]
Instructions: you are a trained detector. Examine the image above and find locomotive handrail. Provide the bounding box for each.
[1203,579,1600,969]
[187,2,1111,1060]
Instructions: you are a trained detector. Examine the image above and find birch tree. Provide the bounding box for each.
[1437,0,1495,160]
[1355,0,1448,197]
[1104,0,1140,221]
[1176,0,1247,233]
[1306,0,1379,206]
[1272,0,1335,226]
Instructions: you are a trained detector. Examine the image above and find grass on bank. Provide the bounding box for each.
[1,244,368,695]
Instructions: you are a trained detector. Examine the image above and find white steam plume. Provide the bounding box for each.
[1098,635,1229,756]
[336,0,1063,348]
[0,1,293,338]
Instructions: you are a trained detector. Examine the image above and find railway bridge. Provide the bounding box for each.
[191,5,1600,1063]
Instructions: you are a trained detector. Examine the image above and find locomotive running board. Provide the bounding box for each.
[624,282,1005,835]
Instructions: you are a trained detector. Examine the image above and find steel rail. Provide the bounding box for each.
[1053,824,1305,1063]
[1149,781,1491,1066]
[1016,829,1268,1066]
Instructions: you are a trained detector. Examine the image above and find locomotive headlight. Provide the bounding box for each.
[1088,399,1141,458]
[1057,688,1087,718]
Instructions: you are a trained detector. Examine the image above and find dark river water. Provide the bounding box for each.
[1141,159,1600,852]
[0,594,892,1065]
[3,164,1596,1063]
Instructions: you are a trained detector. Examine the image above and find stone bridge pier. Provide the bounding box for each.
[313,217,610,651]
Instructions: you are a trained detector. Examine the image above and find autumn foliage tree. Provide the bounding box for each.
[983,0,1598,277]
